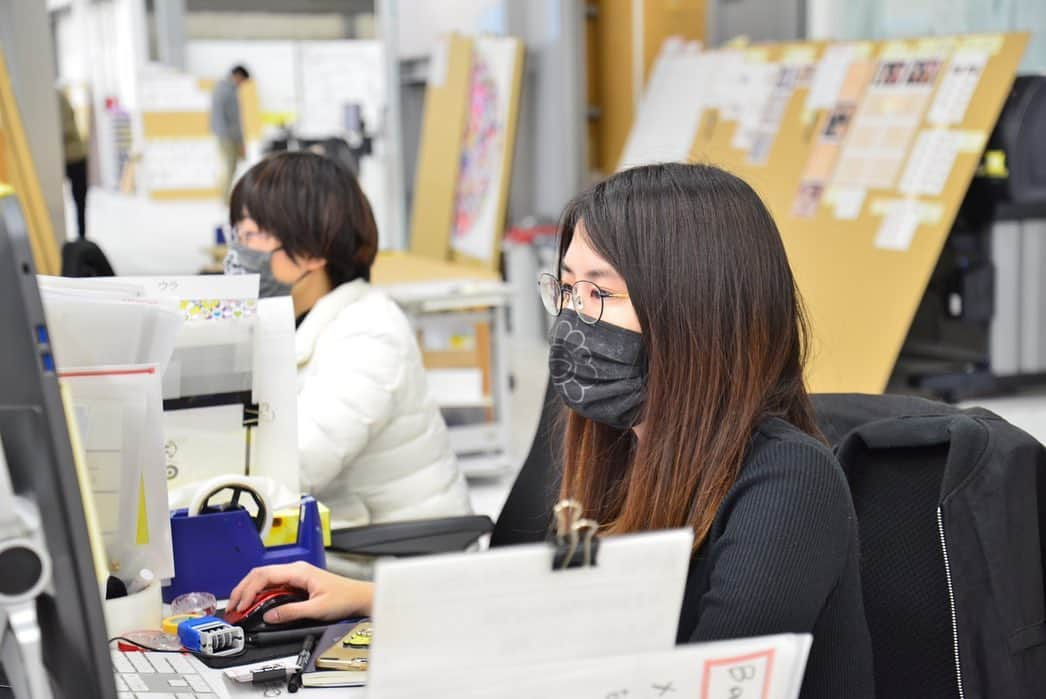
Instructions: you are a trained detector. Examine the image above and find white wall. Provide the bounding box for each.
[395,0,507,58]
[807,0,1046,72]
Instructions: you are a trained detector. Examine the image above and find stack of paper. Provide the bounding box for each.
[39,276,184,581]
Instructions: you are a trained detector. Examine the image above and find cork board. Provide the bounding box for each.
[687,34,1028,393]
[0,47,59,275]
[409,34,474,262]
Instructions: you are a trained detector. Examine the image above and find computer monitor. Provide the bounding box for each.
[0,194,116,697]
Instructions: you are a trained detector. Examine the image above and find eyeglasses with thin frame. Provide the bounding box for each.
[231,226,276,246]
[538,272,630,325]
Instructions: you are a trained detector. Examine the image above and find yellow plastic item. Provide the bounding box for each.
[162,613,202,636]
[263,502,332,548]
[983,150,1009,178]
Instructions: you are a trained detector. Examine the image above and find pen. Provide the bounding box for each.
[287,633,317,693]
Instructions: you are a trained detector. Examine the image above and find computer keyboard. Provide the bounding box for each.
[111,650,230,698]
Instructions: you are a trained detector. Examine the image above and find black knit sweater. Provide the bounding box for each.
[677,417,875,699]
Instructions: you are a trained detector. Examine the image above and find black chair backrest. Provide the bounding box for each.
[813,393,1046,699]
[490,379,562,547]
[61,239,115,277]
[845,439,956,697]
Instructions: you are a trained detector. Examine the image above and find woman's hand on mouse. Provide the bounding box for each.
[228,561,373,623]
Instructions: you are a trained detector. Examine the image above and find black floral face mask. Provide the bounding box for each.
[548,311,646,430]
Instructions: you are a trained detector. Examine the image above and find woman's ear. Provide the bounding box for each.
[304,257,327,273]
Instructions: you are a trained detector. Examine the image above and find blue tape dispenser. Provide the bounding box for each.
[162,487,326,603]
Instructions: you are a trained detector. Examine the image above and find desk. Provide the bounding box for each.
[194,654,366,697]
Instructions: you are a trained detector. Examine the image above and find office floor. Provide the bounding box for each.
[78,187,1046,523]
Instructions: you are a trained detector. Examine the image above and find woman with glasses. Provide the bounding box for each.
[223,152,471,556]
[229,163,874,699]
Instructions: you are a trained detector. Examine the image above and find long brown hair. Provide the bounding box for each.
[556,162,822,551]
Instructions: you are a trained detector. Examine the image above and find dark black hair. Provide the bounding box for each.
[231,65,250,80]
[242,151,378,286]
[228,167,254,227]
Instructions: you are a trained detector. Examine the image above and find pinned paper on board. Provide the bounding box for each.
[831,51,944,191]
[898,128,962,196]
[927,50,988,126]
[874,199,923,251]
[793,59,876,219]
[805,45,857,111]
[828,186,867,220]
[619,39,708,170]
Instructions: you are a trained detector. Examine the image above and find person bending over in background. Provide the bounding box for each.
[230,162,874,699]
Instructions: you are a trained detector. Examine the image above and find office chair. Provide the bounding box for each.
[812,393,1046,699]
[489,379,563,547]
[327,514,494,557]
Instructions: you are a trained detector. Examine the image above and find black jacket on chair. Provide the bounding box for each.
[813,394,1046,699]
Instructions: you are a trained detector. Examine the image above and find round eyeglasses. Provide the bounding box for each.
[538,272,630,325]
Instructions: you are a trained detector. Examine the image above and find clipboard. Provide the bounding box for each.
[367,499,814,698]
[367,499,695,696]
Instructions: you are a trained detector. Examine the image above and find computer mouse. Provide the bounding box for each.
[223,585,308,632]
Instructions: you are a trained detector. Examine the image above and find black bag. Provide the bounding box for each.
[61,239,115,277]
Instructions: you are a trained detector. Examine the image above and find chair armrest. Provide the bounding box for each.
[327,515,494,557]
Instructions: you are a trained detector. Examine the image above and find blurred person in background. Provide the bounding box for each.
[58,88,88,238]
[211,65,250,200]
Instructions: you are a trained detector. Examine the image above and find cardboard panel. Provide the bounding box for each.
[0,48,60,275]
[409,34,474,262]
[686,34,1028,393]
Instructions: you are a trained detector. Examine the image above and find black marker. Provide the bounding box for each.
[287,633,317,693]
[247,624,331,646]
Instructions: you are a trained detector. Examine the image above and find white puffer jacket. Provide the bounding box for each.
[295,279,472,526]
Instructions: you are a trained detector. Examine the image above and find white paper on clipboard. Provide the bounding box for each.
[369,528,813,699]
[369,529,693,695]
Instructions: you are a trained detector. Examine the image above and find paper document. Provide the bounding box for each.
[163,404,246,492]
[369,529,694,695]
[40,288,182,372]
[248,297,300,494]
[618,40,708,170]
[369,528,813,699]
[927,50,987,126]
[418,634,813,699]
[875,199,923,251]
[62,365,174,580]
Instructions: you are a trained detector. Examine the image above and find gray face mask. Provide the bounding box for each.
[548,311,646,430]
[223,242,293,298]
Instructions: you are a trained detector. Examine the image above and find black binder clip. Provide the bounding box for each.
[551,499,600,570]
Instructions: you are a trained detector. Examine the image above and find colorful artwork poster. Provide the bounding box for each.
[450,38,519,263]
